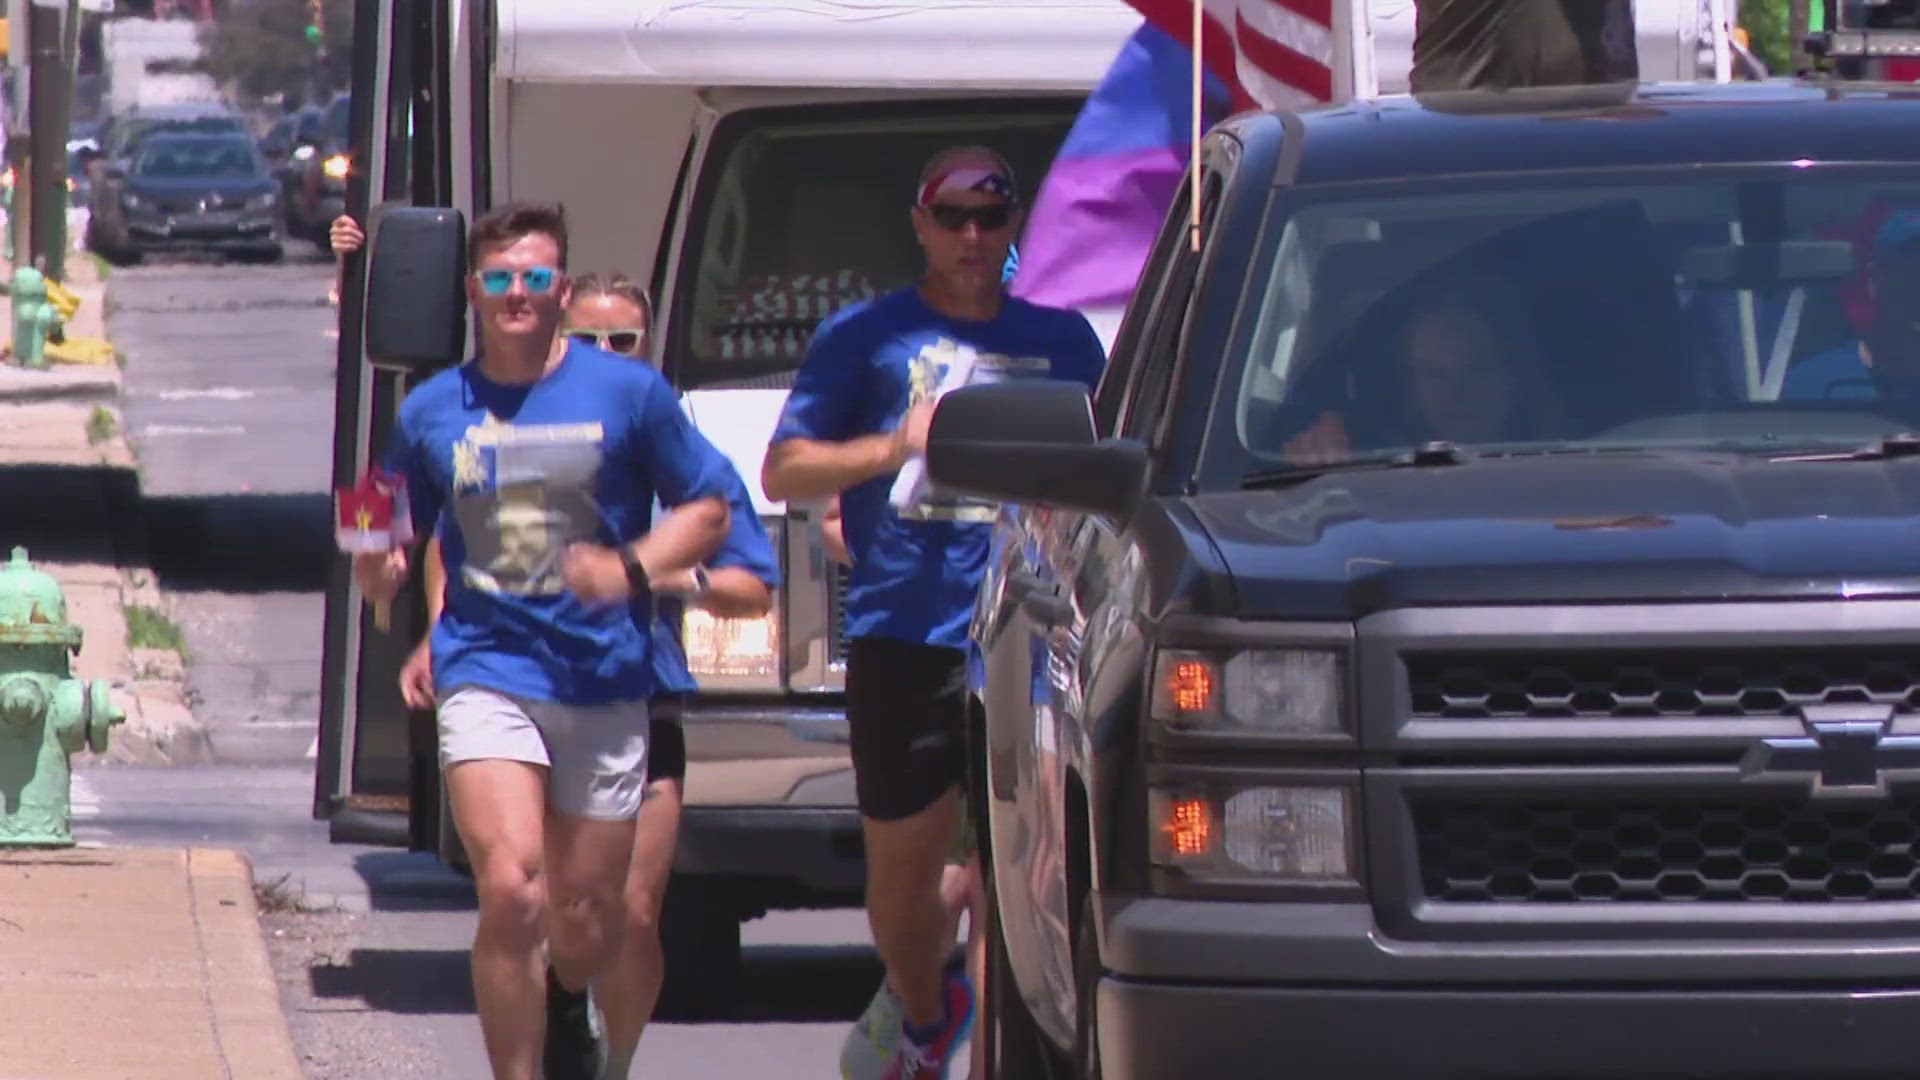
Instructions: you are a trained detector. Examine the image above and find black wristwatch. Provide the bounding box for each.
[690,564,712,596]
[618,546,650,600]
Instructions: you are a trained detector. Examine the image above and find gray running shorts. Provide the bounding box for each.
[436,686,649,821]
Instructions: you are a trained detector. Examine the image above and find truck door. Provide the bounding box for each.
[313,0,466,860]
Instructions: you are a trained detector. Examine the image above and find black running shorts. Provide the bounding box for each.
[845,636,970,822]
[645,695,688,786]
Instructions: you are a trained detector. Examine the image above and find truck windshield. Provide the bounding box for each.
[1215,168,1920,484]
[679,104,1078,387]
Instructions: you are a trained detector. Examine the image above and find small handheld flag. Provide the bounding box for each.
[334,468,414,630]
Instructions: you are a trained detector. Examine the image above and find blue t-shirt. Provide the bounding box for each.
[649,466,782,696]
[769,287,1106,649]
[386,341,734,706]
[1781,342,1876,403]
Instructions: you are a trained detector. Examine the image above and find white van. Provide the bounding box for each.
[316,0,1734,1016]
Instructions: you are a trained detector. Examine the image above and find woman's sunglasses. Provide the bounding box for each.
[568,327,648,356]
[925,202,1013,233]
[476,266,559,296]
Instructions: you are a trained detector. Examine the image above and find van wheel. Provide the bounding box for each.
[654,875,743,1020]
[1070,895,1103,1080]
[983,868,1055,1079]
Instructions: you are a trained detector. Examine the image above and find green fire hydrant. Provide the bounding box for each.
[9,266,59,371]
[0,547,123,847]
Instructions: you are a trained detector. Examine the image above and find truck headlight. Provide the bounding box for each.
[683,606,779,685]
[1151,784,1353,884]
[246,191,278,210]
[322,153,350,181]
[1150,648,1346,737]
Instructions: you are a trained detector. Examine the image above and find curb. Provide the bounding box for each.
[0,375,120,404]
[184,848,307,1080]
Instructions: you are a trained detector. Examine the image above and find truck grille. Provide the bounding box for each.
[1414,796,1920,903]
[1407,647,1920,720]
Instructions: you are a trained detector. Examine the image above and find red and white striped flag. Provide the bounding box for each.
[1124,0,1336,111]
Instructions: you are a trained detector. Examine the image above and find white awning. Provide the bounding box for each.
[499,0,1145,90]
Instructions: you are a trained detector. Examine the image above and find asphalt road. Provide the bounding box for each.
[109,250,340,766]
[89,253,923,1078]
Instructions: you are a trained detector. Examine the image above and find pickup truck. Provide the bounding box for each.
[932,79,1920,1079]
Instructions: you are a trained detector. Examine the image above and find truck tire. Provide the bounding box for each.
[983,869,1055,1079]
[655,874,743,1020]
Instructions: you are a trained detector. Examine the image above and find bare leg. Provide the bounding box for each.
[446,759,551,1080]
[864,786,965,1027]
[544,809,640,993]
[597,776,682,1077]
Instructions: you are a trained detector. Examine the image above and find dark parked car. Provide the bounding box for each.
[288,92,350,246]
[88,132,283,263]
[933,80,1920,1079]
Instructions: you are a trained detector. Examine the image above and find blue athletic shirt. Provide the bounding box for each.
[386,340,734,706]
[649,466,782,696]
[768,287,1106,650]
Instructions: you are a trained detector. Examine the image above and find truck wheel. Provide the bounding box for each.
[655,875,743,1020]
[1071,895,1103,1080]
[983,869,1055,1079]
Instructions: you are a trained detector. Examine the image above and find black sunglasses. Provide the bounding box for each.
[925,202,1014,233]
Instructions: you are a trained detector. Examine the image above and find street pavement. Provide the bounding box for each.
[110,252,339,766]
[85,254,941,1078]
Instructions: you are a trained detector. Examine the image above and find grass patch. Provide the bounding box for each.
[253,873,332,914]
[90,252,111,281]
[85,405,116,446]
[123,602,187,658]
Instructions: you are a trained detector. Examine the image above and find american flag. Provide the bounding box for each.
[1124,0,1336,111]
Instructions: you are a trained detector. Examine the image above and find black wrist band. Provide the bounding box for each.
[619,546,650,600]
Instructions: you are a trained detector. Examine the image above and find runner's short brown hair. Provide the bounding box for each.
[468,201,569,270]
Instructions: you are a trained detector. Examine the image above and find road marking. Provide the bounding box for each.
[139,424,247,437]
[323,327,339,340]
[156,387,257,402]
[70,772,101,819]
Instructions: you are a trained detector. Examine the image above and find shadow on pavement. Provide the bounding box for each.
[0,464,142,566]
[142,491,332,592]
[309,948,477,1015]
[305,942,880,1024]
[0,466,335,594]
[719,943,884,1025]
[353,850,478,914]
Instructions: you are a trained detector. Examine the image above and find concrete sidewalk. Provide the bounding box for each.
[0,847,305,1079]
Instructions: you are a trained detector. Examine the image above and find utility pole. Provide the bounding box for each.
[6,0,31,270]
[26,0,59,277]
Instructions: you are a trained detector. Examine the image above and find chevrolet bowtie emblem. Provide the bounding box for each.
[1740,704,1920,799]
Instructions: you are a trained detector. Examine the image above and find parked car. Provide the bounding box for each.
[936,80,1920,1080]
[87,131,282,263]
[287,92,349,247]
[258,105,326,222]
[87,104,249,234]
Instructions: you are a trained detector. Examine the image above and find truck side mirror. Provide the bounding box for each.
[925,380,1148,520]
[363,205,467,375]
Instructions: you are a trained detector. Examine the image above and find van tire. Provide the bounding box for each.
[655,874,743,1019]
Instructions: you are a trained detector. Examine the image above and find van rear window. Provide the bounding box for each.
[680,104,1079,386]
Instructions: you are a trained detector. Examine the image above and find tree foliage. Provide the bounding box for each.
[196,0,352,108]
[1740,0,1795,74]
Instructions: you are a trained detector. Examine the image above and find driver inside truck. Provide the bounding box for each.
[1280,269,1564,464]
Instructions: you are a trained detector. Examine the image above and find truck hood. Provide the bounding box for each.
[1183,452,1920,618]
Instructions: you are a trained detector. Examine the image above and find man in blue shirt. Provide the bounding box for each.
[353,201,733,1080]
[763,145,1105,1080]
[1781,211,1920,404]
